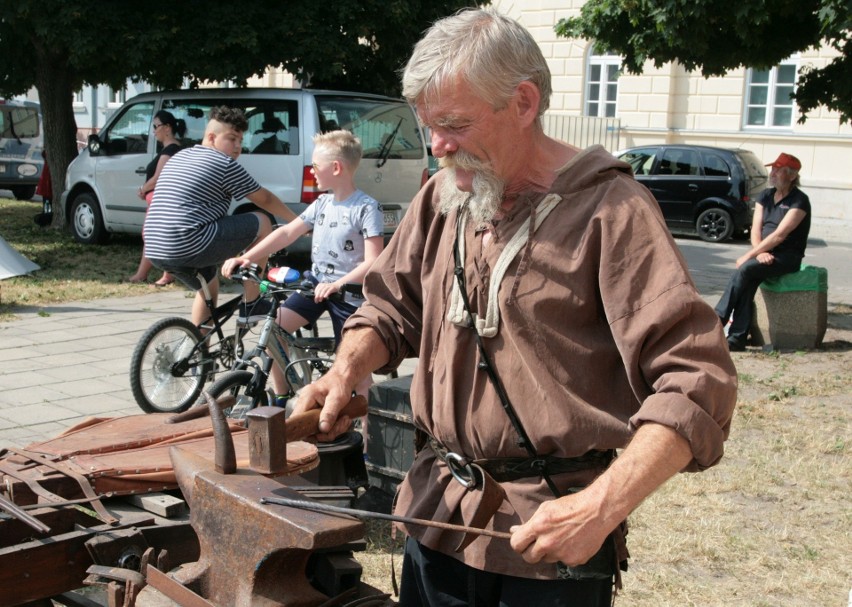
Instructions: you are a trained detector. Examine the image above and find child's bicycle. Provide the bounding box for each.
[128,272,249,414]
[204,264,352,419]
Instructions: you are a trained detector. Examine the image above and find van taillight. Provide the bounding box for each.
[420,168,429,187]
[301,166,321,203]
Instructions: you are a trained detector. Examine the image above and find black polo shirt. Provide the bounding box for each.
[758,187,811,257]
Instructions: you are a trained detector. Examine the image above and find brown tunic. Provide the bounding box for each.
[346,145,737,579]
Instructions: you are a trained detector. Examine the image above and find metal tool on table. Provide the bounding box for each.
[261,496,513,541]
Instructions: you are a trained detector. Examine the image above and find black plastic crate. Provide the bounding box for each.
[365,375,415,495]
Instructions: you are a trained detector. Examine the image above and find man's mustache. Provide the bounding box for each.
[438,150,489,173]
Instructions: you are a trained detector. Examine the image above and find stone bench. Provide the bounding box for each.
[750,265,828,350]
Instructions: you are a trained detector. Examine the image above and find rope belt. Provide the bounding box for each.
[428,438,615,486]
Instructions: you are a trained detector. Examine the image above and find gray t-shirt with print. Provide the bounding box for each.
[300,189,384,305]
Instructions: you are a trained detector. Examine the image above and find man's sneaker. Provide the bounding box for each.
[238,297,275,325]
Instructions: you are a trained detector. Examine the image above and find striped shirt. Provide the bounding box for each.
[144,145,260,259]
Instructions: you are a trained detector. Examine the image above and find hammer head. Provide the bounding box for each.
[246,406,288,475]
[245,396,368,476]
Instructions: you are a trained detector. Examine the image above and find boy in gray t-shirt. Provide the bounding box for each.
[221,130,384,404]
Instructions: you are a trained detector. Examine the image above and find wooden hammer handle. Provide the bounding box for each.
[285,394,368,443]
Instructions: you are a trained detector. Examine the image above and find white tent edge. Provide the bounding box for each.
[0,234,40,280]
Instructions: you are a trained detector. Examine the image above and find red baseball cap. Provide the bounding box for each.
[765,153,801,172]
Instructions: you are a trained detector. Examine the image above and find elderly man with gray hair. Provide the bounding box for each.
[294,8,737,605]
[715,152,811,351]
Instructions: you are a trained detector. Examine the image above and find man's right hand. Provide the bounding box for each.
[292,372,359,442]
[294,326,391,440]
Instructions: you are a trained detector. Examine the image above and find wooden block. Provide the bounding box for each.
[126,493,186,518]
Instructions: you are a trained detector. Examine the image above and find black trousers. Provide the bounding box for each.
[399,538,613,607]
[714,252,802,344]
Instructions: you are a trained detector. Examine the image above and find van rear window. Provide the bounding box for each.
[314,95,424,161]
[162,98,300,155]
[1,106,40,139]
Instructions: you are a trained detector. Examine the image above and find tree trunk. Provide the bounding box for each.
[32,48,79,230]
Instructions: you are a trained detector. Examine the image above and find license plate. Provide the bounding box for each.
[383,211,397,227]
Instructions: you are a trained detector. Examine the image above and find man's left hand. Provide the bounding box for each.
[509,491,611,567]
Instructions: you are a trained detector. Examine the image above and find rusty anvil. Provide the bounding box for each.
[142,395,368,607]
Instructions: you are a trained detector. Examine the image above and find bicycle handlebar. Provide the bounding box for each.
[230,263,266,284]
[230,264,363,301]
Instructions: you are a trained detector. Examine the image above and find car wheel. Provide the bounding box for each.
[70,192,110,245]
[11,185,36,200]
[696,208,733,243]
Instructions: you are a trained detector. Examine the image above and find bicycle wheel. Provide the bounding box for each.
[129,317,213,414]
[287,326,329,390]
[284,350,324,391]
[206,370,270,420]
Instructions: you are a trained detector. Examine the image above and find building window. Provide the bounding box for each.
[108,87,126,106]
[745,57,798,128]
[585,50,620,118]
[73,90,85,111]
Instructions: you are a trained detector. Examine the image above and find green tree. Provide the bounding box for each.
[0,0,468,227]
[556,0,851,123]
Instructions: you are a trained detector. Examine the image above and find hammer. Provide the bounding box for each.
[245,395,368,475]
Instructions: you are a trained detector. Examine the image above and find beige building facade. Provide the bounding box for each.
[493,0,852,233]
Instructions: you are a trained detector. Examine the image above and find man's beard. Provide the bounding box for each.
[438,151,505,225]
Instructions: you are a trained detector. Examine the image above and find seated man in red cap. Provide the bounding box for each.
[715,152,811,351]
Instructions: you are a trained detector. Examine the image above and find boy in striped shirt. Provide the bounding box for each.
[144,106,296,325]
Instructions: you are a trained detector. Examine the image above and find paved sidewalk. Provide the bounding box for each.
[1,232,849,449]
[0,286,419,449]
[0,288,197,447]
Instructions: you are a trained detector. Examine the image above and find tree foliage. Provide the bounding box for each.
[0,0,468,227]
[556,0,852,123]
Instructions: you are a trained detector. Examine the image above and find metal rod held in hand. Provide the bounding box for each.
[260,496,512,540]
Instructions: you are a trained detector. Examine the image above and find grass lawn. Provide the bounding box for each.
[0,197,162,320]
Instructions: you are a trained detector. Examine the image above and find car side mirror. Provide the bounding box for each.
[87,134,102,156]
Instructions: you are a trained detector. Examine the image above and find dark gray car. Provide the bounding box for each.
[617,144,768,242]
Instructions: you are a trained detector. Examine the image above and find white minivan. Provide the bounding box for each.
[60,88,429,252]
